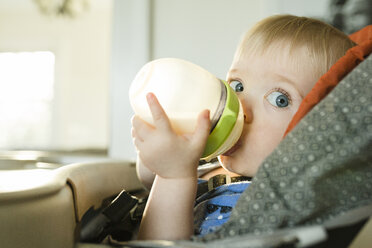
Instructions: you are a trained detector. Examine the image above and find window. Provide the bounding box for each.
[0,51,55,149]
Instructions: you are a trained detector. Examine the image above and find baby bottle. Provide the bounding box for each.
[129,58,244,161]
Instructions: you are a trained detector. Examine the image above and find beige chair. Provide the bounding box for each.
[0,160,143,248]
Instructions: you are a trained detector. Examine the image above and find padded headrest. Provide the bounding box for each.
[284,25,372,136]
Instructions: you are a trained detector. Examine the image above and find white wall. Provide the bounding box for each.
[109,0,330,160]
[151,0,262,79]
[109,0,151,160]
[0,0,112,150]
[261,0,329,18]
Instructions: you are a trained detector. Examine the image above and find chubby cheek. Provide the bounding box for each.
[219,123,286,177]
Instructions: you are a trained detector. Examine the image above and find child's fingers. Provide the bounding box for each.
[146,93,172,132]
[192,109,211,148]
[132,136,142,149]
[131,124,144,148]
[131,126,139,139]
[131,115,152,140]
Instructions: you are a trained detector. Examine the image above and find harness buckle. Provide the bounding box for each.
[207,174,232,191]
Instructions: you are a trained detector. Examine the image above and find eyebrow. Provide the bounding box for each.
[226,68,241,82]
[272,72,305,99]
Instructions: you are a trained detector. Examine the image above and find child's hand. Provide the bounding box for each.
[131,93,211,179]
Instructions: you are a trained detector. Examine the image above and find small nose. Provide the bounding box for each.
[239,98,253,124]
[243,108,253,124]
[237,94,253,124]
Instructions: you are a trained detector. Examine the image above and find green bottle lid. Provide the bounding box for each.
[202,80,240,159]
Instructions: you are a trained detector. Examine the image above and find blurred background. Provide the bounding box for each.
[0,0,370,161]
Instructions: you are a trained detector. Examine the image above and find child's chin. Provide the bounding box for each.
[218,156,252,176]
[218,156,233,171]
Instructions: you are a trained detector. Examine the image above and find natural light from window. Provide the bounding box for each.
[0,51,55,149]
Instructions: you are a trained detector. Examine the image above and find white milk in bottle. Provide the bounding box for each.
[129,58,244,161]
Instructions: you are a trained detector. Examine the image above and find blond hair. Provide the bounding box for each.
[237,15,356,78]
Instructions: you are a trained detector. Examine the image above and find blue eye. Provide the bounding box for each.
[230,80,244,92]
[266,91,290,108]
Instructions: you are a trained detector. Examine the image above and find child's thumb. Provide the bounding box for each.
[192,110,211,148]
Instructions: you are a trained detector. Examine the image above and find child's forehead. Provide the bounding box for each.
[233,41,312,71]
[239,39,301,59]
[229,42,318,96]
